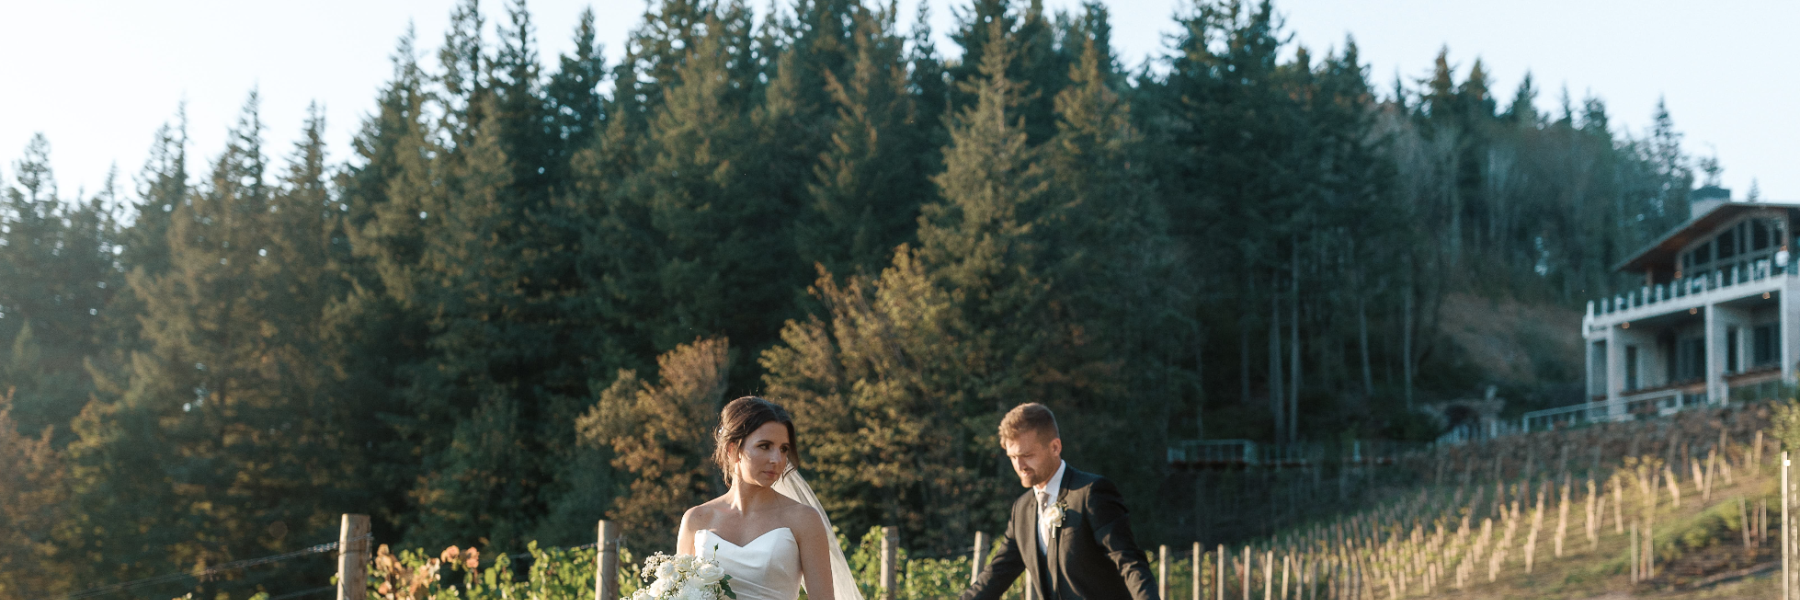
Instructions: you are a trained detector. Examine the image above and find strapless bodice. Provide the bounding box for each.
[695,527,801,600]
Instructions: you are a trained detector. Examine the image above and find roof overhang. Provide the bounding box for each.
[1613,201,1800,273]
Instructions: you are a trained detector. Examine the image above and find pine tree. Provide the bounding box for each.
[593,13,802,386]
[328,29,441,545]
[64,93,337,596]
[1037,32,1188,494]
[546,7,608,171]
[0,389,69,595]
[798,6,930,277]
[919,19,1048,314]
[0,136,122,445]
[946,0,1068,143]
[575,337,729,551]
[0,134,64,373]
[761,248,997,552]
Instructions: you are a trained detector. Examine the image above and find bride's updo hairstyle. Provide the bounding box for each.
[713,396,801,484]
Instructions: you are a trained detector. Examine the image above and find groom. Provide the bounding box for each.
[961,403,1159,600]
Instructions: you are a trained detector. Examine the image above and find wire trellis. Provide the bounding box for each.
[49,535,369,600]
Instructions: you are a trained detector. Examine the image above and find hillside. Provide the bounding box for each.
[1203,404,1786,600]
[1438,292,1586,389]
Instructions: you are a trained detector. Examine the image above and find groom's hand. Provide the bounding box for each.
[960,501,1027,600]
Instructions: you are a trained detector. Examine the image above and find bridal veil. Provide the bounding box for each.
[771,468,865,600]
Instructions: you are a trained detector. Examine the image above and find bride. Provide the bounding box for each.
[676,397,862,600]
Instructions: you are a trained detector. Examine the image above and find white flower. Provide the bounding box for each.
[632,590,652,600]
[650,576,675,598]
[675,554,699,573]
[1045,501,1068,536]
[696,562,725,583]
[656,561,678,580]
[675,582,706,600]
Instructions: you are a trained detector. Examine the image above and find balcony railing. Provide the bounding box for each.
[1588,256,1794,320]
[1166,439,1428,469]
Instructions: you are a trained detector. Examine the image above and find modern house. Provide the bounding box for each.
[1583,187,1798,421]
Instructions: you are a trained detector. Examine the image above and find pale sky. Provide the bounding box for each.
[2,1,1790,206]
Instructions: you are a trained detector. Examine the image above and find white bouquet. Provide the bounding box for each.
[633,551,737,600]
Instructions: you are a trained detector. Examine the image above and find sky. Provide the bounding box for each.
[2,0,1792,206]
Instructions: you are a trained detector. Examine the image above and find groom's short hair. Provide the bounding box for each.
[999,403,1059,443]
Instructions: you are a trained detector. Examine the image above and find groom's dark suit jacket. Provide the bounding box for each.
[960,465,1159,600]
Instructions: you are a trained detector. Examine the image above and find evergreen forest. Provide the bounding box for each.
[0,0,1716,595]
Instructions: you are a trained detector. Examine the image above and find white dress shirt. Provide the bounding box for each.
[1034,460,1067,555]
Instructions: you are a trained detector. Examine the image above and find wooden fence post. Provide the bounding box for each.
[1240,546,1250,600]
[1784,452,1792,600]
[971,531,987,584]
[336,514,370,600]
[596,520,621,600]
[1630,523,1639,583]
[880,526,898,600]
[1192,543,1203,600]
[1262,551,1272,600]
[1158,544,1169,600]
[1216,544,1226,600]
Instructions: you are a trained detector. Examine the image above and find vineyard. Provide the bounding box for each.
[338,402,1791,600]
[1136,401,1786,600]
[69,402,1792,600]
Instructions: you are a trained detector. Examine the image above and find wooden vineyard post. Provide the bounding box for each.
[1705,447,1719,502]
[1241,547,1251,600]
[880,527,898,600]
[1785,452,1793,600]
[1192,543,1203,600]
[1526,483,1545,573]
[1555,476,1570,557]
[336,514,371,600]
[1690,457,1706,499]
[971,531,987,583]
[1159,544,1169,600]
[1629,524,1639,583]
[596,520,621,600]
[1762,498,1770,549]
[1743,497,1754,548]
[1754,431,1765,475]
[1217,545,1227,600]
[1664,465,1681,508]
[1585,477,1599,549]
[1262,551,1272,600]
[1280,554,1290,600]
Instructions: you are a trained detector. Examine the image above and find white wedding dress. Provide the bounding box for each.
[696,528,801,600]
[693,470,862,600]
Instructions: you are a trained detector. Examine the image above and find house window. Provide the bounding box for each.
[1727,326,1740,372]
[1676,337,1706,381]
[1719,227,1738,260]
[1754,220,1772,251]
[1625,346,1639,390]
[1755,324,1779,367]
[1694,241,1712,266]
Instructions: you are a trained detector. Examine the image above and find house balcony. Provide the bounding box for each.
[1585,256,1796,330]
[1525,369,1782,432]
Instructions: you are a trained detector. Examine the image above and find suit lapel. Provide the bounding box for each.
[1049,483,1071,598]
[1020,495,1044,598]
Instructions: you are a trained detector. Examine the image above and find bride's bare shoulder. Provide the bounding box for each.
[682,497,732,531]
[778,502,824,537]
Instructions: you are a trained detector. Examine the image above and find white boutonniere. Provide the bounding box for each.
[1045,501,1068,537]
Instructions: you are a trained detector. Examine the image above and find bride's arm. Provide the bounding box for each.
[792,507,836,600]
[678,507,700,556]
